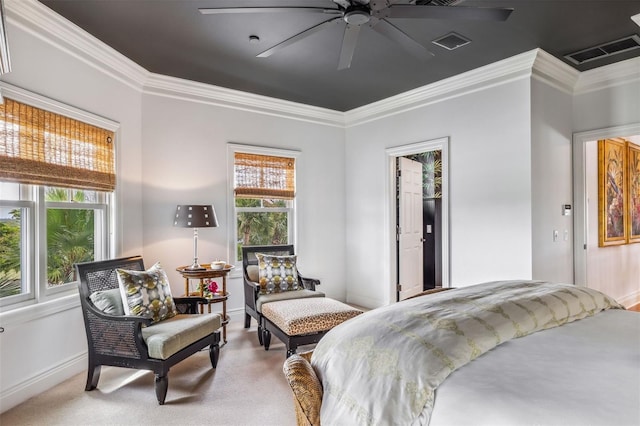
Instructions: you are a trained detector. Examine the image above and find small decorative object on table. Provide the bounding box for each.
[210,260,227,270]
[202,279,219,298]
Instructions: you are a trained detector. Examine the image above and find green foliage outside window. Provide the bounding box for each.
[236,198,289,260]
[45,188,95,286]
[0,187,101,298]
[0,209,21,298]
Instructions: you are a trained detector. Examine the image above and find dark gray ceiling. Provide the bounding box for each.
[38,0,640,111]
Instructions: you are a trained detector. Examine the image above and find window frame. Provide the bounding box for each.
[0,199,35,305]
[227,143,300,268]
[0,82,119,311]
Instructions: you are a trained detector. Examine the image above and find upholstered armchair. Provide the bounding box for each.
[75,256,221,404]
[241,245,323,345]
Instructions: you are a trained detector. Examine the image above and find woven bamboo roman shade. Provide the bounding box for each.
[234,152,295,199]
[0,98,115,191]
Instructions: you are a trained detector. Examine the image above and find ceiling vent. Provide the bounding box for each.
[432,32,471,50]
[564,34,640,65]
[418,0,466,5]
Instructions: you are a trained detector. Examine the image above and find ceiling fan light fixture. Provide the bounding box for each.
[343,6,370,26]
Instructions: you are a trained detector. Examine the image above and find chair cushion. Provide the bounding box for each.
[117,262,177,324]
[89,288,125,316]
[256,289,325,313]
[256,253,299,294]
[247,264,259,282]
[262,298,362,336]
[141,313,222,360]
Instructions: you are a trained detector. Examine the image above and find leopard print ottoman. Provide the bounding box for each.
[261,298,363,357]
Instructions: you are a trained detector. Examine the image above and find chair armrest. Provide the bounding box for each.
[298,274,320,290]
[174,296,206,314]
[82,302,152,359]
[244,277,261,310]
[85,301,153,326]
[283,351,322,426]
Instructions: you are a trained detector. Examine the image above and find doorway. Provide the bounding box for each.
[573,123,640,307]
[386,138,450,303]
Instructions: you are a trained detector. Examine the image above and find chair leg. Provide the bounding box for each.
[263,329,271,351]
[244,313,251,329]
[257,325,264,346]
[155,374,168,405]
[85,363,101,391]
[209,343,220,368]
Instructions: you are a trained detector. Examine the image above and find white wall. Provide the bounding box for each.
[140,93,347,312]
[0,20,144,412]
[345,79,533,308]
[530,78,574,283]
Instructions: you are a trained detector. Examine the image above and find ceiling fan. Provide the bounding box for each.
[199,0,513,70]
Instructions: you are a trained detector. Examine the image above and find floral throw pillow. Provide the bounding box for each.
[256,253,299,295]
[116,262,177,323]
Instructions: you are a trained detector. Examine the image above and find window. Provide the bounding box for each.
[0,86,117,308]
[229,146,299,263]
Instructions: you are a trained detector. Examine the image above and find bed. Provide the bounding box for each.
[283,280,640,426]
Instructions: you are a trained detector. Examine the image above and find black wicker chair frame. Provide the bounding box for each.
[241,245,320,345]
[76,255,221,405]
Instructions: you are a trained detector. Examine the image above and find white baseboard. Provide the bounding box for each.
[619,290,640,308]
[0,352,86,414]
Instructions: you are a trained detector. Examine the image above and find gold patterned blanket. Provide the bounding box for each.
[310,280,622,426]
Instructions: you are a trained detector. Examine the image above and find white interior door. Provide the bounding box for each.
[398,157,424,300]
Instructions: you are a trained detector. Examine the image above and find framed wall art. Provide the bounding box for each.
[598,139,627,246]
[628,141,640,244]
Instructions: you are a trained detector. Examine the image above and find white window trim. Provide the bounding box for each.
[226,143,301,271]
[0,200,34,306]
[0,82,119,312]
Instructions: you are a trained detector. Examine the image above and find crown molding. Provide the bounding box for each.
[144,73,345,128]
[573,56,640,95]
[5,0,344,127]
[5,0,148,91]
[530,49,580,94]
[343,49,539,127]
[4,0,638,129]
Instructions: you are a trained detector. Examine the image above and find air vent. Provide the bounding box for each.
[419,0,466,5]
[565,34,640,65]
[432,32,470,50]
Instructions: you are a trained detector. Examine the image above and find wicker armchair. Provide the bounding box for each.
[241,245,323,345]
[282,351,322,426]
[75,256,221,405]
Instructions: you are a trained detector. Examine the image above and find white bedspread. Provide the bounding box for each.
[311,280,624,426]
[430,308,640,426]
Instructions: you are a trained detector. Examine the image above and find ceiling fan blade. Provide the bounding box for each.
[257,18,341,58]
[199,7,341,16]
[338,24,361,70]
[372,19,435,62]
[387,5,513,21]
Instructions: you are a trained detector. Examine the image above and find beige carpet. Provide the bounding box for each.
[1,316,301,426]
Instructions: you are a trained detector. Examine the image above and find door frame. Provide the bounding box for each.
[572,122,640,287]
[385,137,450,304]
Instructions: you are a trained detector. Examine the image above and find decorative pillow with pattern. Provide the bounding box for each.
[256,253,299,295]
[116,262,177,323]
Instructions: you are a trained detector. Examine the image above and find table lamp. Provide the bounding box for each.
[174,204,218,271]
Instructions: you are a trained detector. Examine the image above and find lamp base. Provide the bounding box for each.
[185,262,206,271]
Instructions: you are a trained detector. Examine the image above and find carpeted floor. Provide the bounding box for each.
[0,315,300,426]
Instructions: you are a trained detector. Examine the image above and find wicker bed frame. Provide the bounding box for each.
[283,351,322,426]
